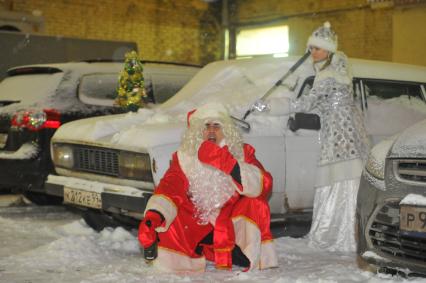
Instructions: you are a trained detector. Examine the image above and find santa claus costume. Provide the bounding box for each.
[138,102,278,272]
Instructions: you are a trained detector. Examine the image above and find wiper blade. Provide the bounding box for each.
[0,100,20,106]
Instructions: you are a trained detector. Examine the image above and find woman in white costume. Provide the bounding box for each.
[254,22,371,252]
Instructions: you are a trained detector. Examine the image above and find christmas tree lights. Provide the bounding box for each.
[115,50,148,112]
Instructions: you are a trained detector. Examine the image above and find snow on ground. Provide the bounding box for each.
[1,205,426,283]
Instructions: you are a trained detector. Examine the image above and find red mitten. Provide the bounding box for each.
[138,210,163,248]
[198,141,237,174]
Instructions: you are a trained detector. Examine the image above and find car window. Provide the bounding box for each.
[79,73,118,104]
[79,71,195,106]
[362,79,424,100]
[151,73,194,103]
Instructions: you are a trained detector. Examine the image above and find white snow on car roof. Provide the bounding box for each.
[52,56,426,147]
[0,62,123,115]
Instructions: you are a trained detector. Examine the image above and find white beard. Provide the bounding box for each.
[184,157,236,225]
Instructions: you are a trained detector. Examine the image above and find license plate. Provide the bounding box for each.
[400,205,426,233]
[63,187,101,209]
[0,133,7,148]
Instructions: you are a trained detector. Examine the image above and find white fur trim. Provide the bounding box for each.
[177,150,239,194]
[232,216,278,270]
[307,36,337,52]
[239,163,263,197]
[153,247,206,272]
[177,150,238,224]
[190,102,229,122]
[260,241,278,270]
[145,194,177,232]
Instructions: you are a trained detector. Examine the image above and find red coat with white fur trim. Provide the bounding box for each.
[141,143,277,272]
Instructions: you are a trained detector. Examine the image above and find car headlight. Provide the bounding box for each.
[52,144,74,169]
[365,153,385,180]
[119,151,153,182]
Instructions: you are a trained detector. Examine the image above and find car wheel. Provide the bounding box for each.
[23,191,63,205]
[82,209,139,232]
[82,209,121,232]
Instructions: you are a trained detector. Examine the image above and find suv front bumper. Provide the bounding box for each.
[45,175,152,217]
[357,171,426,276]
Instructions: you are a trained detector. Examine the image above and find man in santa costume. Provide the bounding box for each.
[138,102,278,272]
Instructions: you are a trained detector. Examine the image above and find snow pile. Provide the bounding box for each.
[364,96,426,136]
[98,226,140,253]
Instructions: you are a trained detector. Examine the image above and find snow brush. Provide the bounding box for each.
[242,50,311,121]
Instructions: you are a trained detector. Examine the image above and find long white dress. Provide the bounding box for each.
[309,159,363,252]
[289,52,371,252]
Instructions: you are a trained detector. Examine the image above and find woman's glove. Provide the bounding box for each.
[198,141,237,174]
[138,210,164,248]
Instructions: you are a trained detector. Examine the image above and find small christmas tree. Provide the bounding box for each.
[115,50,148,112]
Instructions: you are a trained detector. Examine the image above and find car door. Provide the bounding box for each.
[283,76,320,212]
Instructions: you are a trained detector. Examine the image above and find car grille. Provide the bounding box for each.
[394,159,426,184]
[368,201,426,263]
[74,146,119,177]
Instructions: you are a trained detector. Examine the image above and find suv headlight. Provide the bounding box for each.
[52,144,74,169]
[119,151,153,182]
[365,153,385,180]
[364,137,397,181]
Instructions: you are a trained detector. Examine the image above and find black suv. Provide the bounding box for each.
[0,61,199,203]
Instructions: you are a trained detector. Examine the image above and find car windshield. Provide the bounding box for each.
[0,72,63,106]
[159,56,311,118]
[363,80,424,100]
[79,73,118,100]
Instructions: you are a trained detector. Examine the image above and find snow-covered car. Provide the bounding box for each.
[0,61,200,203]
[357,118,426,276]
[44,56,426,229]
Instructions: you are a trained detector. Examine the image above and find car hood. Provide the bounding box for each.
[389,119,426,158]
[52,110,186,152]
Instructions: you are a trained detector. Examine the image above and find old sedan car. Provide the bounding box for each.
[0,61,200,203]
[43,56,426,230]
[357,118,426,276]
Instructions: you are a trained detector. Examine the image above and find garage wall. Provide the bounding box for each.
[233,0,426,65]
[393,7,426,66]
[4,0,222,65]
[1,0,425,66]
